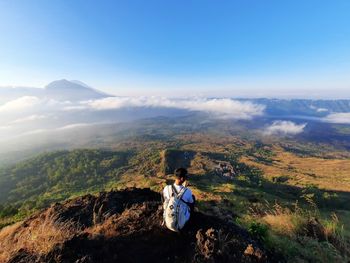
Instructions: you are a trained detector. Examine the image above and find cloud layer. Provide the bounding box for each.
[0,96,265,140]
[324,113,350,124]
[265,121,307,135]
[11,114,47,124]
[0,96,40,113]
[1,96,265,120]
[82,97,265,119]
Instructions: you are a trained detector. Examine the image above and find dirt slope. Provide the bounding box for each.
[1,188,280,263]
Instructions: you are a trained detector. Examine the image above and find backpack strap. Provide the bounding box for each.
[178,187,188,200]
[167,184,173,198]
[178,187,193,207]
[171,184,178,196]
[171,184,188,200]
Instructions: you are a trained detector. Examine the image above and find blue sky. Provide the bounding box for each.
[0,0,350,97]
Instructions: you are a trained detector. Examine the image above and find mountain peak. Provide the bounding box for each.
[44,79,109,101]
[45,79,89,91]
[70,80,92,89]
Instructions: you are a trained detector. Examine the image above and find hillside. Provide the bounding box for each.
[0,188,276,263]
[0,150,132,224]
[0,134,349,262]
[243,98,350,117]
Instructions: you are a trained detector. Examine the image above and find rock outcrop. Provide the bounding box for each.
[0,188,280,263]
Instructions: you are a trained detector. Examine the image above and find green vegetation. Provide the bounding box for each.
[0,131,350,262]
[0,149,132,226]
[247,221,269,242]
[161,149,195,175]
[240,202,350,262]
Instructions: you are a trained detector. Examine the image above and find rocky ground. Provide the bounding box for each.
[1,188,281,263]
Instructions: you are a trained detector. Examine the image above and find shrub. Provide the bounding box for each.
[248,221,269,242]
[252,201,349,262]
[0,213,78,262]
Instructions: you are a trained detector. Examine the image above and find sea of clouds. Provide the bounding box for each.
[323,112,350,124]
[2,94,350,141]
[0,96,265,140]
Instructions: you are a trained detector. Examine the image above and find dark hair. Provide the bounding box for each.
[175,167,188,179]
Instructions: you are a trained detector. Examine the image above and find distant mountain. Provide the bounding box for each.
[0,80,111,103]
[240,98,350,117]
[70,80,93,88]
[44,79,110,101]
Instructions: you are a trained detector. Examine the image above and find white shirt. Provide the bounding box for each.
[163,183,194,204]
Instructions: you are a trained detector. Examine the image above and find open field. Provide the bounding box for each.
[242,147,350,192]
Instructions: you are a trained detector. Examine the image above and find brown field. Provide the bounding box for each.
[242,147,350,192]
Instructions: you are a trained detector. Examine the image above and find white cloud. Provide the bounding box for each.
[178,98,265,119]
[63,105,88,111]
[0,95,266,140]
[33,123,93,132]
[56,123,92,130]
[11,114,47,124]
[0,96,40,113]
[82,97,265,119]
[324,112,350,124]
[16,123,94,137]
[265,121,307,135]
[310,105,328,113]
[20,129,48,136]
[316,108,328,112]
[0,125,12,131]
[1,95,265,120]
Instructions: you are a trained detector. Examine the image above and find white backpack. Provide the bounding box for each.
[163,185,190,232]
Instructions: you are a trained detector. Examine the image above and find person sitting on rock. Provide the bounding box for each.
[162,168,195,232]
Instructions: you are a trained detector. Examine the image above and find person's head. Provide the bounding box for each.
[174,167,188,185]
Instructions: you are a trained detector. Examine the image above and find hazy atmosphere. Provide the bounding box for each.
[1,2,350,263]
